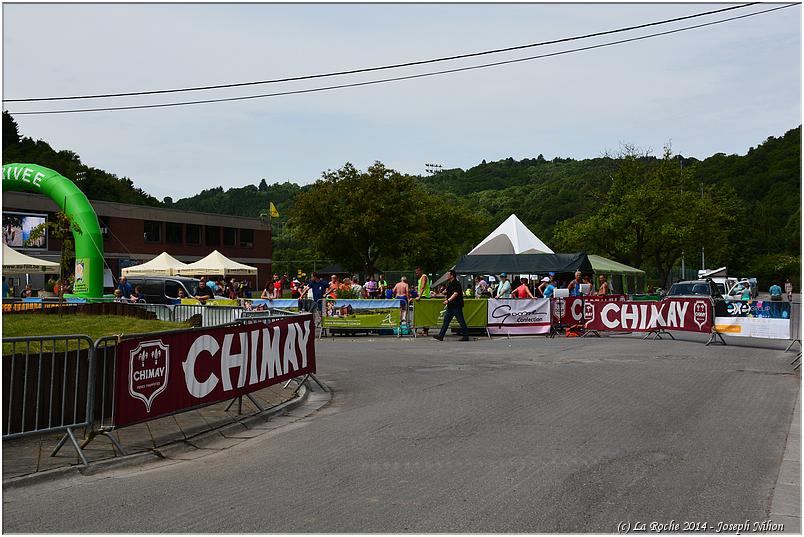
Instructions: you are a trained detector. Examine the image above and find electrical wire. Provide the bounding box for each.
[4,3,758,103]
[6,4,795,116]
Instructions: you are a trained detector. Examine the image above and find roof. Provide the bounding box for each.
[177,250,257,276]
[2,243,60,274]
[587,254,645,276]
[454,252,592,275]
[121,252,188,277]
[468,214,554,255]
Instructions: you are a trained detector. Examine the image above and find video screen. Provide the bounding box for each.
[2,212,48,250]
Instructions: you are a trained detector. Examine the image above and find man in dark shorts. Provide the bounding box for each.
[300,272,329,314]
[433,270,469,342]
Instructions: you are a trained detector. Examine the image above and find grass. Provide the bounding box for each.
[3,314,188,354]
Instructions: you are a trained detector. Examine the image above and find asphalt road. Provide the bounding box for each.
[3,332,799,533]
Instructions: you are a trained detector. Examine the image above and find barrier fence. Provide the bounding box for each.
[3,311,319,465]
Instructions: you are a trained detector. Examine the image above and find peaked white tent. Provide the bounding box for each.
[468,214,554,255]
[177,250,257,277]
[122,252,189,277]
[2,243,60,274]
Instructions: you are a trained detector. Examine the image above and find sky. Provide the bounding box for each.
[2,2,801,200]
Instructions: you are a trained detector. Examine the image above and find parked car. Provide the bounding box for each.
[123,276,200,304]
[666,279,721,299]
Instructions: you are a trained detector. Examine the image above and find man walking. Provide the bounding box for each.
[433,270,469,342]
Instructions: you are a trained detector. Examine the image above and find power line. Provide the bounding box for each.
[6,4,795,116]
[4,3,758,103]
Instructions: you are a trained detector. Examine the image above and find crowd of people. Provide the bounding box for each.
[468,271,610,299]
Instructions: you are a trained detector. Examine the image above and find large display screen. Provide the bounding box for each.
[2,211,48,250]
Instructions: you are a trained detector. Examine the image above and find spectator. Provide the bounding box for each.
[537,276,551,297]
[272,274,282,299]
[769,281,783,301]
[20,284,33,298]
[113,289,127,302]
[785,278,794,302]
[496,273,512,298]
[567,271,583,297]
[350,277,363,296]
[130,285,146,303]
[433,270,469,342]
[2,277,9,298]
[327,275,340,299]
[740,281,751,301]
[543,277,557,299]
[474,275,489,297]
[364,275,378,298]
[118,276,133,298]
[299,272,329,314]
[582,275,593,295]
[378,273,389,298]
[226,279,239,300]
[290,278,301,299]
[597,275,610,295]
[196,278,213,303]
[513,277,535,298]
[177,289,187,299]
[393,276,411,324]
[206,277,218,294]
[261,279,273,299]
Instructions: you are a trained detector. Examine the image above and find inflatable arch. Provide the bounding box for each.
[3,163,104,298]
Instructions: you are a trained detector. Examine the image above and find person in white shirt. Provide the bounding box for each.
[495,273,512,298]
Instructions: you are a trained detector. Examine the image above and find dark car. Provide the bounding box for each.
[124,276,200,304]
[666,279,720,298]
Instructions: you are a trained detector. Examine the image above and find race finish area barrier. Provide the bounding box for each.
[553,295,629,337]
[413,299,489,338]
[318,299,407,338]
[580,297,715,341]
[487,298,551,336]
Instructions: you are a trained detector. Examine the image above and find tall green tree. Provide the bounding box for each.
[289,162,486,275]
[553,147,745,286]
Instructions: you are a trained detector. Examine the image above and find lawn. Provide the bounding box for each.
[3,314,188,354]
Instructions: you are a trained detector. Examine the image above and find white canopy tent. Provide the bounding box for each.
[2,243,60,274]
[467,214,554,255]
[177,250,257,277]
[121,252,189,277]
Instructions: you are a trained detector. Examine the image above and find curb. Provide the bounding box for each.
[3,380,327,490]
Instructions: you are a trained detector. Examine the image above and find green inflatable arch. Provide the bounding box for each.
[3,163,104,298]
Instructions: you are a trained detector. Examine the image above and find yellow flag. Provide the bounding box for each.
[269,202,279,218]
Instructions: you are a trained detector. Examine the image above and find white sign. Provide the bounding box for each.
[487,298,551,336]
[714,317,791,340]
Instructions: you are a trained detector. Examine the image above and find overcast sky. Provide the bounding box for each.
[3,3,801,200]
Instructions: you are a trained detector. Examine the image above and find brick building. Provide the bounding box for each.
[3,191,272,292]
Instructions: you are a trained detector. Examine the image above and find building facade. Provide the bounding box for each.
[3,191,272,292]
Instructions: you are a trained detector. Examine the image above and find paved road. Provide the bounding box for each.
[3,333,799,533]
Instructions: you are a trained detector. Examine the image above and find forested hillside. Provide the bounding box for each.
[2,110,799,285]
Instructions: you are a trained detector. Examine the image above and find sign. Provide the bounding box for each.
[553,295,628,326]
[2,211,47,250]
[487,298,551,335]
[413,299,488,328]
[321,299,401,329]
[583,297,713,333]
[115,315,316,428]
[714,299,791,339]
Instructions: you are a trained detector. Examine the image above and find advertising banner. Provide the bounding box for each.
[487,298,551,335]
[413,299,488,328]
[321,299,401,329]
[552,295,628,326]
[582,297,713,333]
[714,299,791,339]
[249,299,300,311]
[115,314,315,428]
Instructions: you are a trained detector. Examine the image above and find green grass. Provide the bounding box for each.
[3,314,188,354]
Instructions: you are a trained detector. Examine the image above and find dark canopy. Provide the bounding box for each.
[453,252,593,275]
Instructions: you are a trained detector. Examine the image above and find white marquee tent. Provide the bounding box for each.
[2,243,60,274]
[177,250,257,277]
[121,252,189,277]
[467,214,554,255]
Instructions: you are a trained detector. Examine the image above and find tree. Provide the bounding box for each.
[3,111,20,149]
[258,178,268,192]
[553,146,744,287]
[26,211,82,312]
[289,162,486,275]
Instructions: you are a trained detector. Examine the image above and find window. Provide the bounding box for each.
[205,226,220,247]
[223,227,237,247]
[239,229,254,248]
[166,222,183,245]
[186,224,201,245]
[165,280,180,299]
[98,216,110,240]
[144,221,161,243]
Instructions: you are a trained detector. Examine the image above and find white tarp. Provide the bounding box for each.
[487,297,551,335]
[122,252,189,276]
[468,214,554,255]
[177,249,257,276]
[2,243,60,274]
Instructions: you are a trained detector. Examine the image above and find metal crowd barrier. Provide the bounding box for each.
[2,335,95,465]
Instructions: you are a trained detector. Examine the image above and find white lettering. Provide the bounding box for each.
[570,300,583,321]
[221,333,248,391]
[183,335,220,398]
[296,320,311,368]
[248,329,260,385]
[638,304,649,330]
[283,323,299,374]
[621,304,639,330]
[602,303,620,329]
[647,303,666,328]
[21,168,32,183]
[13,167,23,180]
[32,172,44,186]
[260,325,283,381]
[676,301,689,327]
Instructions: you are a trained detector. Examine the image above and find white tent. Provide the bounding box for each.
[177,250,257,277]
[467,214,554,255]
[122,252,189,277]
[2,243,60,274]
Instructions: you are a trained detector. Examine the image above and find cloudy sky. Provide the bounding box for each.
[3,3,801,200]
